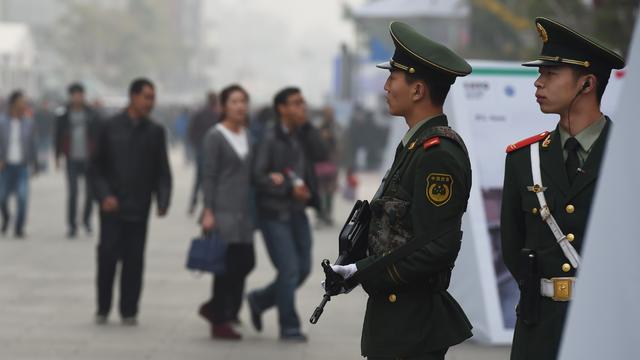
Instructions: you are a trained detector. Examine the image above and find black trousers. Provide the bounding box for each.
[367,348,448,360]
[96,213,148,317]
[66,159,93,230]
[189,152,204,210]
[210,243,255,324]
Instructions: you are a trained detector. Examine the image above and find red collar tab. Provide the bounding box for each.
[506,131,550,153]
[423,136,441,150]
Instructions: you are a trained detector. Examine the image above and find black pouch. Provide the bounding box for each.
[368,196,413,256]
[518,248,541,325]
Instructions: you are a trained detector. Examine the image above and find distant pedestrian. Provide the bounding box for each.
[33,99,55,172]
[315,106,340,226]
[89,78,172,325]
[0,90,39,238]
[174,107,189,148]
[247,87,327,342]
[198,84,255,340]
[188,92,218,215]
[55,83,100,238]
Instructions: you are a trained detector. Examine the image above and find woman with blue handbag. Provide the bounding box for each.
[199,84,255,340]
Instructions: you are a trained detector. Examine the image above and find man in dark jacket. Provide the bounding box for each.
[247,87,327,342]
[55,83,100,237]
[89,78,172,325]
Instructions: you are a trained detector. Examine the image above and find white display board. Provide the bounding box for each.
[446,60,625,344]
[559,19,640,360]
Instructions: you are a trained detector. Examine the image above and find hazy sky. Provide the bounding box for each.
[204,0,367,106]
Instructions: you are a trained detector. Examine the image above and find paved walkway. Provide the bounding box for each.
[0,153,510,359]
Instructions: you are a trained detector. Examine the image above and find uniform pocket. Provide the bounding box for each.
[368,197,413,255]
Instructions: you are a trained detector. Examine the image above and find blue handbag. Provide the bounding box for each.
[186,231,227,274]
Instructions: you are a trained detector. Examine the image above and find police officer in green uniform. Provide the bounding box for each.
[329,21,473,359]
[500,17,625,360]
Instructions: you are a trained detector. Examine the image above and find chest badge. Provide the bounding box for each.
[527,184,548,193]
[426,173,453,207]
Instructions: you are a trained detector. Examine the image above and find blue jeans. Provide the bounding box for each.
[252,211,312,334]
[0,164,29,234]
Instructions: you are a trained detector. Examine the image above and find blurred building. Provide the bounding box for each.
[0,22,36,97]
[353,0,471,59]
[338,0,470,104]
[0,0,209,101]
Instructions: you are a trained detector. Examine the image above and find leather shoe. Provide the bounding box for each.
[280,331,308,343]
[198,302,215,324]
[211,322,241,340]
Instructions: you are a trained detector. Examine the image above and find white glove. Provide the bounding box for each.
[320,263,358,294]
[331,263,357,279]
[320,280,354,294]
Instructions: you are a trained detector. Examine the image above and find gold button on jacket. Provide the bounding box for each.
[566,204,575,214]
[566,233,575,242]
[388,294,397,303]
[562,263,572,272]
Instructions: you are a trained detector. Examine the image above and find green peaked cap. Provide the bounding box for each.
[377,21,472,84]
[522,17,625,73]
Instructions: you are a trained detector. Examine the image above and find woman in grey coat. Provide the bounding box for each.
[199,84,254,340]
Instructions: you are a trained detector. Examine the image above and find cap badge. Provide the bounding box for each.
[536,23,549,43]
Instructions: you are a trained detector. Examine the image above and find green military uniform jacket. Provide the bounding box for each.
[500,118,611,360]
[355,115,473,358]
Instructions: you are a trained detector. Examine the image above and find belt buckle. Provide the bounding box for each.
[551,277,572,301]
[539,206,551,220]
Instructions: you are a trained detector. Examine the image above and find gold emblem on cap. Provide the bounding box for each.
[536,23,549,43]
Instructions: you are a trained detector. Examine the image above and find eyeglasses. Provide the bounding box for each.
[286,99,305,106]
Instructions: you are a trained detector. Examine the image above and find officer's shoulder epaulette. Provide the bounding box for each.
[422,136,441,150]
[505,131,550,153]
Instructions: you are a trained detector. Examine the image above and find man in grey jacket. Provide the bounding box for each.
[0,90,38,238]
[55,83,100,238]
[247,87,327,342]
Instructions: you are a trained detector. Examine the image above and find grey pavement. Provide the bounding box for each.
[0,152,510,359]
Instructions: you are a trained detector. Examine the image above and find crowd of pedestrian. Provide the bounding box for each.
[0,77,365,344]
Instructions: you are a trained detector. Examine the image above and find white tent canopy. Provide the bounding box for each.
[352,0,470,20]
[0,23,35,67]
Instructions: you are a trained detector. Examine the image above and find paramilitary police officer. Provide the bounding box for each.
[500,17,625,360]
[330,22,473,360]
